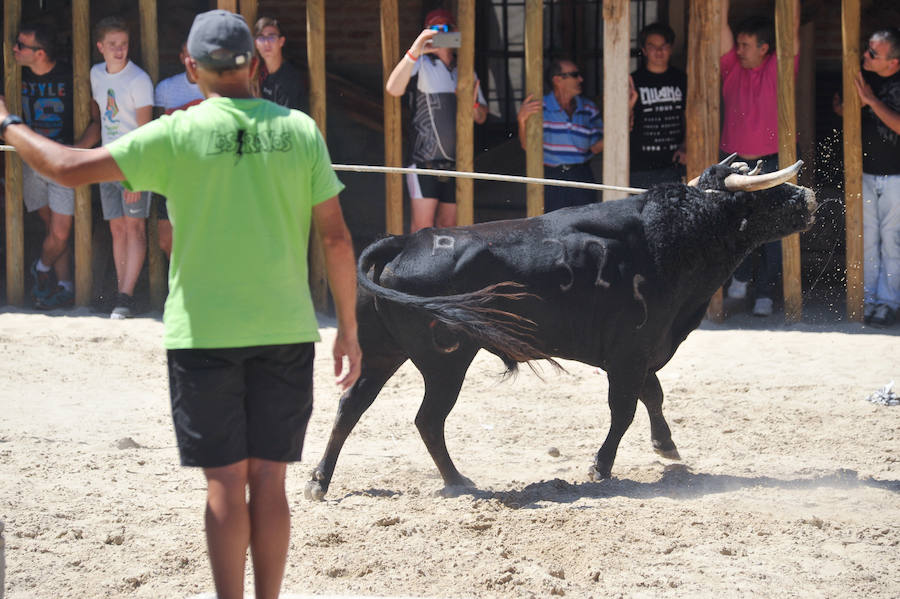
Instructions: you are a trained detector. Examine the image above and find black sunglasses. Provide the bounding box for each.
[866,47,879,59]
[429,24,450,33]
[556,70,582,79]
[14,40,43,51]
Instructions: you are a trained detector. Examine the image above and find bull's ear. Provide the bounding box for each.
[723,160,803,192]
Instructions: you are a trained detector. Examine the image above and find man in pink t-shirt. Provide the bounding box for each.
[719,0,800,317]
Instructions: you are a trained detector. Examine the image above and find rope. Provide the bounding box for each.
[0,145,648,195]
[332,163,648,195]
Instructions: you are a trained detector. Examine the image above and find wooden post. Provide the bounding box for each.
[72,0,92,307]
[524,0,543,217]
[139,0,166,311]
[307,0,329,312]
[601,0,630,202]
[797,22,816,188]
[455,0,475,226]
[685,0,722,321]
[842,0,863,322]
[3,0,23,305]
[776,0,801,322]
[217,0,237,12]
[240,0,258,32]
[381,0,403,234]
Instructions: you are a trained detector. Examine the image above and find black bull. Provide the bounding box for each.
[305,159,819,500]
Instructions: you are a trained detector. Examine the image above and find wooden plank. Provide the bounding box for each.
[685,0,722,321]
[524,0,543,217]
[775,0,801,322]
[140,0,166,311]
[240,0,258,32]
[455,0,475,225]
[72,0,92,307]
[381,0,403,234]
[217,0,237,12]
[601,0,630,202]
[4,0,23,305]
[307,0,328,312]
[841,0,863,322]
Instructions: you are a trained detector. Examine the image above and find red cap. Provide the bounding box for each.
[424,8,454,27]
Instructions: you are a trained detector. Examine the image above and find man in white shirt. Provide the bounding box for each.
[80,16,154,319]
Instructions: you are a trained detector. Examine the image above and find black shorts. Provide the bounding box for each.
[167,343,315,468]
[154,194,169,221]
[407,162,456,204]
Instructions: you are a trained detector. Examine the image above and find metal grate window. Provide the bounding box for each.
[476,0,661,137]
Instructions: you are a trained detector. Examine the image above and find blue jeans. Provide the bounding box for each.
[730,153,781,299]
[863,173,900,310]
[544,163,598,213]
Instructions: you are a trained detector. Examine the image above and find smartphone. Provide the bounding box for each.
[431,32,461,48]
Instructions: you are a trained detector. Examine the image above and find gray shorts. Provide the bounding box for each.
[23,163,75,216]
[100,181,151,220]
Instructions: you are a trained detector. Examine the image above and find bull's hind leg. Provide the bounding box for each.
[639,373,680,460]
[411,347,479,496]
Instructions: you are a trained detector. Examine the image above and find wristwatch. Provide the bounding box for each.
[0,114,24,137]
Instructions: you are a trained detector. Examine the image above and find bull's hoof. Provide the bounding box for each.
[653,440,681,461]
[588,464,611,481]
[434,476,476,498]
[304,479,327,501]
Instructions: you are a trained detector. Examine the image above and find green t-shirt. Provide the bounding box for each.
[108,97,345,349]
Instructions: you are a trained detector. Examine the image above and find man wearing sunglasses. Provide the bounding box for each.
[718,0,800,318]
[516,58,604,213]
[835,29,900,328]
[13,23,91,309]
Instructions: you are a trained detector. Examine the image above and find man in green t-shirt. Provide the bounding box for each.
[0,10,361,599]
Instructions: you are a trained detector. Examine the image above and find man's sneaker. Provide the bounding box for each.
[727,278,748,299]
[863,303,877,324]
[30,259,55,300]
[752,297,774,317]
[110,292,136,320]
[870,304,896,329]
[35,285,75,310]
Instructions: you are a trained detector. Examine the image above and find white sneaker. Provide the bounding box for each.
[727,278,748,299]
[752,297,774,316]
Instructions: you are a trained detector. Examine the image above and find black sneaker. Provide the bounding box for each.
[110,292,136,320]
[870,304,896,329]
[35,285,75,310]
[30,259,55,301]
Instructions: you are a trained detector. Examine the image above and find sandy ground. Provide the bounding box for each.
[0,306,898,598]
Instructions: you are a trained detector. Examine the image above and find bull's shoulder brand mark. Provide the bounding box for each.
[206,128,293,156]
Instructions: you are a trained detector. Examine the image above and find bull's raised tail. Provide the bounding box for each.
[357,236,552,364]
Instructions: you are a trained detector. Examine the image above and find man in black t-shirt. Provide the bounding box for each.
[629,23,687,190]
[14,23,83,309]
[253,16,304,111]
[846,29,900,327]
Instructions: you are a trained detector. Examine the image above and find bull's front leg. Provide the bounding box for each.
[589,365,646,480]
[639,372,680,460]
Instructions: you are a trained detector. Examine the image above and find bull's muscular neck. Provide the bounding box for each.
[642,187,753,299]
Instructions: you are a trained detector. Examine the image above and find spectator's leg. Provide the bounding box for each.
[862,173,880,306]
[877,174,900,310]
[44,210,73,284]
[247,458,289,599]
[435,202,457,228]
[120,215,147,296]
[757,240,782,300]
[410,197,439,232]
[108,216,129,293]
[204,460,251,599]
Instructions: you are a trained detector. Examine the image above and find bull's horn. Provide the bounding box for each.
[723,160,804,192]
[747,160,763,176]
[687,175,699,187]
[719,152,739,166]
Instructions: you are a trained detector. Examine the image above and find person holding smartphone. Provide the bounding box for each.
[385,8,488,232]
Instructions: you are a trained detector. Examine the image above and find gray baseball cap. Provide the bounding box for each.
[187,9,253,69]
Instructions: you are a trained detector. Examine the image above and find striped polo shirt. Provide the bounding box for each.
[541,91,603,167]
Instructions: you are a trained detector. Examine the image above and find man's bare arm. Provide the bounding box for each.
[312,196,362,390]
[720,0,734,57]
[1,98,123,187]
